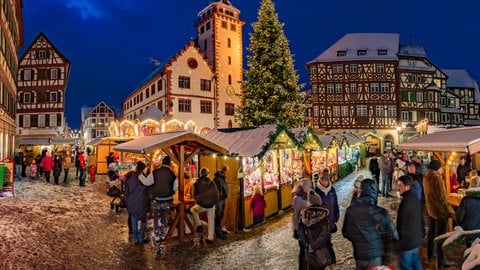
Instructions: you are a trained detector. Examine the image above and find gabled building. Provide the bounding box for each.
[306,33,477,151]
[0,1,23,159]
[81,101,116,143]
[443,69,480,126]
[16,32,71,143]
[306,33,400,149]
[122,0,244,134]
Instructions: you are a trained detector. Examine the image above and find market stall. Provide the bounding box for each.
[204,124,302,229]
[87,137,133,175]
[113,130,227,241]
[316,134,340,182]
[291,127,323,184]
[397,126,480,207]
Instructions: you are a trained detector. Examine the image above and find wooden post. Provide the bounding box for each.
[178,145,185,238]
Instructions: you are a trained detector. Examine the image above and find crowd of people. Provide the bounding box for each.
[292,151,480,270]
[107,153,234,245]
[13,147,94,186]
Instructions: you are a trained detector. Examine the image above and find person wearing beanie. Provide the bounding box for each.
[343,178,399,268]
[146,156,177,242]
[423,159,455,267]
[456,176,480,247]
[297,189,336,269]
[191,167,219,243]
[213,165,229,239]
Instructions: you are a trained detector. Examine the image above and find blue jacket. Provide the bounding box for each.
[315,185,340,223]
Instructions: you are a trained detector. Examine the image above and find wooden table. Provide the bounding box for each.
[165,199,195,240]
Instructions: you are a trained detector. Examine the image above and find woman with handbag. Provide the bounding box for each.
[298,189,336,269]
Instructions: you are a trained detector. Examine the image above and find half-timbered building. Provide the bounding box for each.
[122,0,244,134]
[16,33,71,143]
[81,101,116,143]
[443,69,480,126]
[0,0,23,159]
[306,33,400,150]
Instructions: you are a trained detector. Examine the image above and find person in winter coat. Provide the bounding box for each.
[350,175,364,204]
[124,161,149,245]
[456,176,480,247]
[315,168,339,232]
[250,185,266,226]
[191,167,219,243]
[369,155,380,189]
[423,159,455,268]
[41,152,54,183]
[146,156,177,243]
[30,160,37,180]
[292,177,313,270]
[379,151,393,197]
[61,151,72,184]
[342,178,399,269]
[297,190,336,270]
[457,156,470,187]
[52,155,63,185]
[396,175,423,270]
[213,165,229,239]
[77,151,87,187]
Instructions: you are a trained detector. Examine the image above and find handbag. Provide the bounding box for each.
[305,244,336,268]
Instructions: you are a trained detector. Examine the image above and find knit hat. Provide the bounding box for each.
[136,161,146,172]
[162,156,171,166]
[200,167,210,177]
[307,189,322,206]
[428,160,442,170]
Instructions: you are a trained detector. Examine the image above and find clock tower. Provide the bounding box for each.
[196,0,244,128]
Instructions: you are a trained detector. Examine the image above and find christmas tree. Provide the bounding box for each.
[238,0,305,128]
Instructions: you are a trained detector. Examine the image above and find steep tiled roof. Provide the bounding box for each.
[443,69,477,88]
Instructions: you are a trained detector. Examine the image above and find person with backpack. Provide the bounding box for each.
[191,167,219,244]
[297,189,336,269]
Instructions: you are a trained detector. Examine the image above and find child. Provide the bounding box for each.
[89,165,96,182]
[250,185,266,225]
[30,160,37,180]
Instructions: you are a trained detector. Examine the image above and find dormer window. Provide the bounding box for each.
[357,50,367,56]
[337,51,346,57]
[378,50,387,55]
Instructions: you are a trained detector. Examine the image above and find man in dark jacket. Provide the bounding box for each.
[457,156,470,187]
[396,175,423,269]
[191,167,219,243]
[213,165,229,239]
[147,156,177,242]
[369,156,380,190]
[342,178,399,269]
[456,176,480,247]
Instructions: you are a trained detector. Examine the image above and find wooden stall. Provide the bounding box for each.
[204,124,302,229]
[397,126,480,207]
[113,130,227,241]
[88,137,133,175]
[291,127,323,185]
[316,134,340,182]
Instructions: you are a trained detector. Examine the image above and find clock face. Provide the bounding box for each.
[187,58,198,69]
[226,86,235,96]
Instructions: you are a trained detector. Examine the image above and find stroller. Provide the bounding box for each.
[106,163,126,213]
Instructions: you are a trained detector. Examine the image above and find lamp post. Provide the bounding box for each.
[396,126,401,145]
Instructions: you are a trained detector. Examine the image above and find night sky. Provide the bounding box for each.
[21,0,480,129]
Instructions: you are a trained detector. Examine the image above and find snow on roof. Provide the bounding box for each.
[398,44,427,57]
[137,104,166,122]
[308,33,399,64]
[443,69,477,88]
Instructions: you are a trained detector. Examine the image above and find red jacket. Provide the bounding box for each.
[41,155,54,172]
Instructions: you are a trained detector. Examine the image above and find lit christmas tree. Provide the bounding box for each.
[238,0,305,128]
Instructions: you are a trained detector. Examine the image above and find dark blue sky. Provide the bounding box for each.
[21,0,480,129]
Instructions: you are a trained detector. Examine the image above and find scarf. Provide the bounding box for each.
[317,181,332,195]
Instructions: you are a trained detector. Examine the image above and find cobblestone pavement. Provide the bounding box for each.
[0,167,463,269]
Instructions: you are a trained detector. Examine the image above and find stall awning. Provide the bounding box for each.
[19,138,49,145]
[397,126,480,153]
[113,130,227,154]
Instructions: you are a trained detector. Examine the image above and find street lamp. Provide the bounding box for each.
[396,126,402,145]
